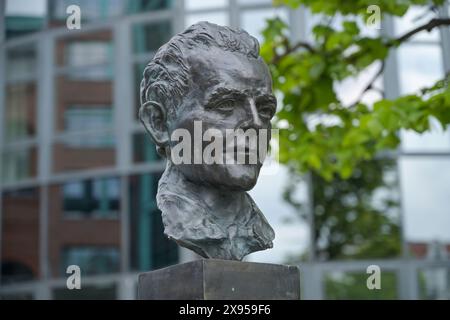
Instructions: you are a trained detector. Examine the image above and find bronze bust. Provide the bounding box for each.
[139,22,276,260]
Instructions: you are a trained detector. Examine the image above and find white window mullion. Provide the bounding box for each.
[438,3,450,73]
[37,33,54,282]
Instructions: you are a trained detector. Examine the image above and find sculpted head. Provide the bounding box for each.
[139,21,275,191]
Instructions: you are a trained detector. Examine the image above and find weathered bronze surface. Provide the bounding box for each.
[138,259,300,300]
[139,22,276,260]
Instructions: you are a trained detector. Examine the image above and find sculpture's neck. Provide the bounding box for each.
[200,185,246,223]
[158,161,275,260]
[165,161,247,224]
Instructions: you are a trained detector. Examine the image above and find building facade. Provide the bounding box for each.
[1,0,450,299]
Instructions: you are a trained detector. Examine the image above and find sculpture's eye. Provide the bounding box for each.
[215,99,236,113]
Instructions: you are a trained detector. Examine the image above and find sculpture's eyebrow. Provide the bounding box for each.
[205,88,277,109]
[205,87,246,106]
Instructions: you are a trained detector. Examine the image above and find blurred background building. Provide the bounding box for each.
[0,0,449,299]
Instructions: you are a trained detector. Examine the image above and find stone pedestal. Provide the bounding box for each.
[138,259,300,300]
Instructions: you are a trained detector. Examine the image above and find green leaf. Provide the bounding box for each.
[307,153,322,170]
[343,21,359,36]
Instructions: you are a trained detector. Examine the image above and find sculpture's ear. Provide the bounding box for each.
[139,101,169,147]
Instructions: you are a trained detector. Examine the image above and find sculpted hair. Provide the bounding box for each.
[139,21,261,118]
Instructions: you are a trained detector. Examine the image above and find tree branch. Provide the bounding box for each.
[269,17,450,109]
[348,17,449,106]
[272,18,450,65]
[349,61,385,107]
[388,18,450,46]
[272,38,316,64]
[290,41,316,54]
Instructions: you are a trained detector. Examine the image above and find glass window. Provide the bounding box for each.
[6,45,37,81]
[49,0,121,25]
[401,120,450,153]
[185,0,228,11]
[52,132,116,173]
[418,267,450,300]
[56,31,113,65]
[238,0,271,5]
[5,0,46,39]
[4,83,37,142]
[54,31,115,174]
[60,246,120,276]
[4,45,38,143]
[61,66,114,81]
[55,31,114,131]
[55,77,114,132]
[1,146,38,184]
[1,188,40,285]
[56,31,114,80]
[48,180,121,278]
[129,173,179,271]
[62,177,120,219]
[66,41,113,68]
[64,106,113,133]
[397,41,448,153]
[56,132,115,148]
[241,8,289,42]
[397,44,443,95]
[132,21,172,54]
[186,11,229,28]
[126,0,172,13]
[53,30,116,172]
[325,271,398,299]
[400,158,450,259]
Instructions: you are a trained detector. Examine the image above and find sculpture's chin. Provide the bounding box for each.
[175,163,260,191]
[229,179,257,192]
[221,164,259,191]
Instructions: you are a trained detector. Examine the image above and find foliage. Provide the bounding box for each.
[275,0,445,16]
[262,1,450,263]
[284,160,401,261]
[262,0,450,181]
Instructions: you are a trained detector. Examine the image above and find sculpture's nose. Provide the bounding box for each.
[240,97,262,130]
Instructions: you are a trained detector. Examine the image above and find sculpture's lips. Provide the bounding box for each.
[223,146,259,165]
